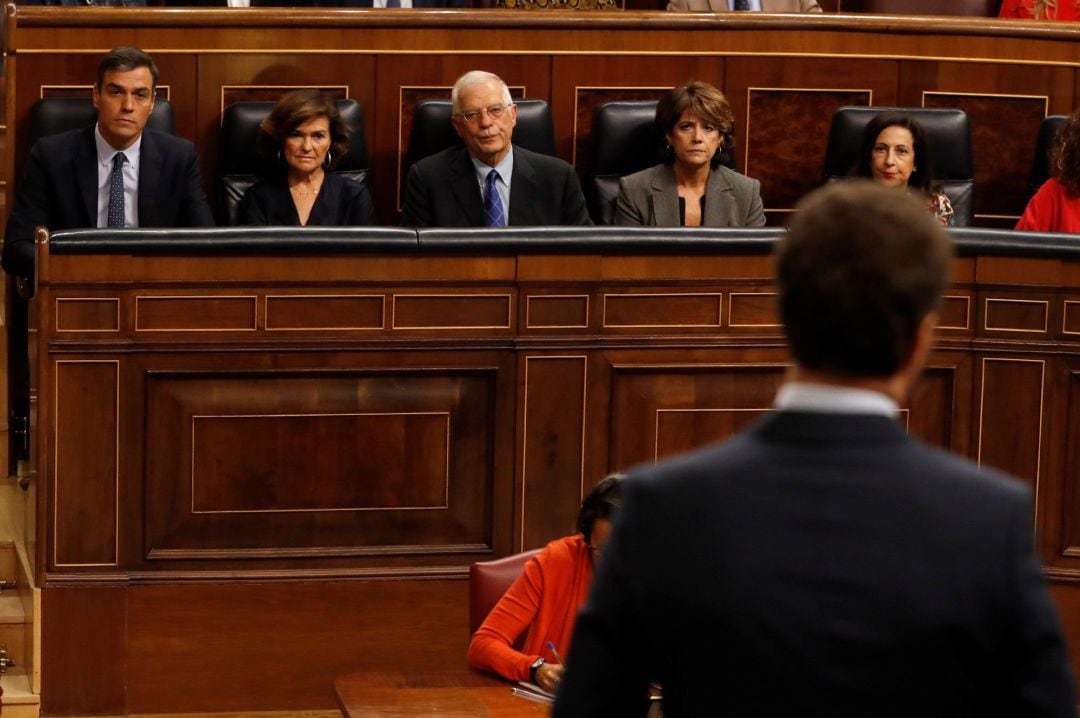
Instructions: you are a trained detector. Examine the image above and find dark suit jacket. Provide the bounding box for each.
[2,126,214,277]
[236,172,374,226]
[614,163,765,227]
[554,411,1076,718]
[400,144,591,227]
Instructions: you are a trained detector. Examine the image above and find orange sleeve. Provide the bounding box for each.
[467,554,546,682]
[1016,180,1057,232]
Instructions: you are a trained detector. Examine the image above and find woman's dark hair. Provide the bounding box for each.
[576,474,624,544]
[257,90,350,169]
[655,80,735,171]
[1051,110,1080,197]
[853,112,935,194]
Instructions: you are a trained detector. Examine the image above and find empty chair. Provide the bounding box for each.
[1029,114,1068,200]
[403,98,556,175]
[218,98,368,226]
[822,106,975,226]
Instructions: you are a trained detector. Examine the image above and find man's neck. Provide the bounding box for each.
[786,366,908,405]
[97,122,142,152]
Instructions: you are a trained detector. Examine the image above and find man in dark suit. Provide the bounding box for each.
[401,70,590,227]
[553,181,1076,717]
[2,46,214,278]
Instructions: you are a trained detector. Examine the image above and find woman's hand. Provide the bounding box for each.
[535,661,564,693]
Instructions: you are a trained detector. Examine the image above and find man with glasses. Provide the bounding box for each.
[401,70,590,227]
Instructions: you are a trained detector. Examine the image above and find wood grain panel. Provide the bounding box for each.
[393,294,512,329]
[1062,370,1080,559]
[193,413,449,513]
[604,292,721,327]
[1064,301,1080,335]
[54,360,118,566]
[728,291,780,327]
[521,356,586,550]
[265,295,384,330]
[136,296,257,332]
[937,294,972,331]
[906,365,956,451]
[610,362,787,470]
[984,297,1049,334]
[56,297,119,332]
[923,92,1048,218]
[745,88,872,213]
[525,294,589,329]
[978,358,1044,489]
[125,579,468,713]
[145,371,495,557]
[41,585,126,716]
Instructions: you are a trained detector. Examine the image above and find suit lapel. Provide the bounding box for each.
[649,165,681,226]
[702,167,734,227]
[508,146,537,226]
[138,131,162,227]
[76,128,99,226]
[449,148,485,226]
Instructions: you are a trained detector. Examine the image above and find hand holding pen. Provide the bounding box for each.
[534,641,565,693]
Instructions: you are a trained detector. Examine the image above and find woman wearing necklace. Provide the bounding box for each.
[237,90,373,226]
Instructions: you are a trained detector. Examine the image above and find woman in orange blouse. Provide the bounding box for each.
[999,0,1080,19]
[468,475,623,693]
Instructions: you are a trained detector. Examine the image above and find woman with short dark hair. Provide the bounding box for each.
[1016,110,1080,233]
[468,474,624,693]
[236,89,373,226]
[851,112,953,227]
[615,80,764,227]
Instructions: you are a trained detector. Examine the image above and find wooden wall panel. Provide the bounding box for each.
[520,356,587,550]
[144,370,496,560]
[1060,369,1080,561]
[609,359,788,469]
[976,357,1045,492]
[41,585,126,715]
[53,360,118,568]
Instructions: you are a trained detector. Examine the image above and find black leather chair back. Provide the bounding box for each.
[27,96,176,146]
[1030,114,1067,199]
[586,100,739,226]
[822,106,975,227]
[403,99,556,176]
[218,99,368,226]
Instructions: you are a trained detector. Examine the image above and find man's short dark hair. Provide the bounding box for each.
[576,474,624,544]
[96,47,159,91]
[776,181,953,378]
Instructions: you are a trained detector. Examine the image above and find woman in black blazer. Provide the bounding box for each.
[237,89,373,226]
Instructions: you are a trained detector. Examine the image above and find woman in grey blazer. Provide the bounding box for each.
[615,81,765,228]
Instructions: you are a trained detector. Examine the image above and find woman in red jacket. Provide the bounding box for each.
[1016,110,1080,233]
[468,475,623,693]
[999,0,1080,19]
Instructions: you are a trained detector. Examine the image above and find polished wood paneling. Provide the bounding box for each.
[1061,369,1080,560]
[524,293,589,329]
[41,585,126,715]
[144,369,497,560]
[265,294,385,331]
[55,297,120,333]
[125,580,469,713]
[977,357,1045,490]
[393,293,513,330]
[135,295,258,332]
[53,360,118,567]
[520,356,586,549]
[604,292,721,327]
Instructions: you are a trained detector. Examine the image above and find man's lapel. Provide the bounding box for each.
[76,128,99,225]
[507,146,535,225]
[449,148,485,226]
[138,130,162,226]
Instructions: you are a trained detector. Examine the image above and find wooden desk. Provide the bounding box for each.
[334,671,549,717]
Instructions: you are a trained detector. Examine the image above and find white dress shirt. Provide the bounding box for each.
[470,147,513,220]
[729,0,762,8]
[774,381,899,418]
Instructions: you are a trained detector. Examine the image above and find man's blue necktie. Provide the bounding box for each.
[484,169,506,228]
[733,0,750,8]
[108,152,127,229]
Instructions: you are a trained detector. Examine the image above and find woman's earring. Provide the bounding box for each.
[276,149,283,164]
[323,149,332,169]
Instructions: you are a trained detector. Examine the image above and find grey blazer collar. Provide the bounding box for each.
[649,163,734,226]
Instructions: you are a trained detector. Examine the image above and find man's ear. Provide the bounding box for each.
[92,85,101,111]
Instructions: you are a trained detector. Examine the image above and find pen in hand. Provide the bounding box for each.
[547,640,564,665]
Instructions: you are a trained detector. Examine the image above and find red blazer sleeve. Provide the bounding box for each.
[468,554,546,682]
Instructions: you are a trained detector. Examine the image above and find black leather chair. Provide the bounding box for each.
[846,0,997,15]
[585,101,738,226]
[822,106,975,227]
[1029,115,1067,199]
[26,96,175,146]
[403,99,556,177]
[218,99,369,226]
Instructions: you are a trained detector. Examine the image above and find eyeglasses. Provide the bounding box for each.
[455,104,510,125]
